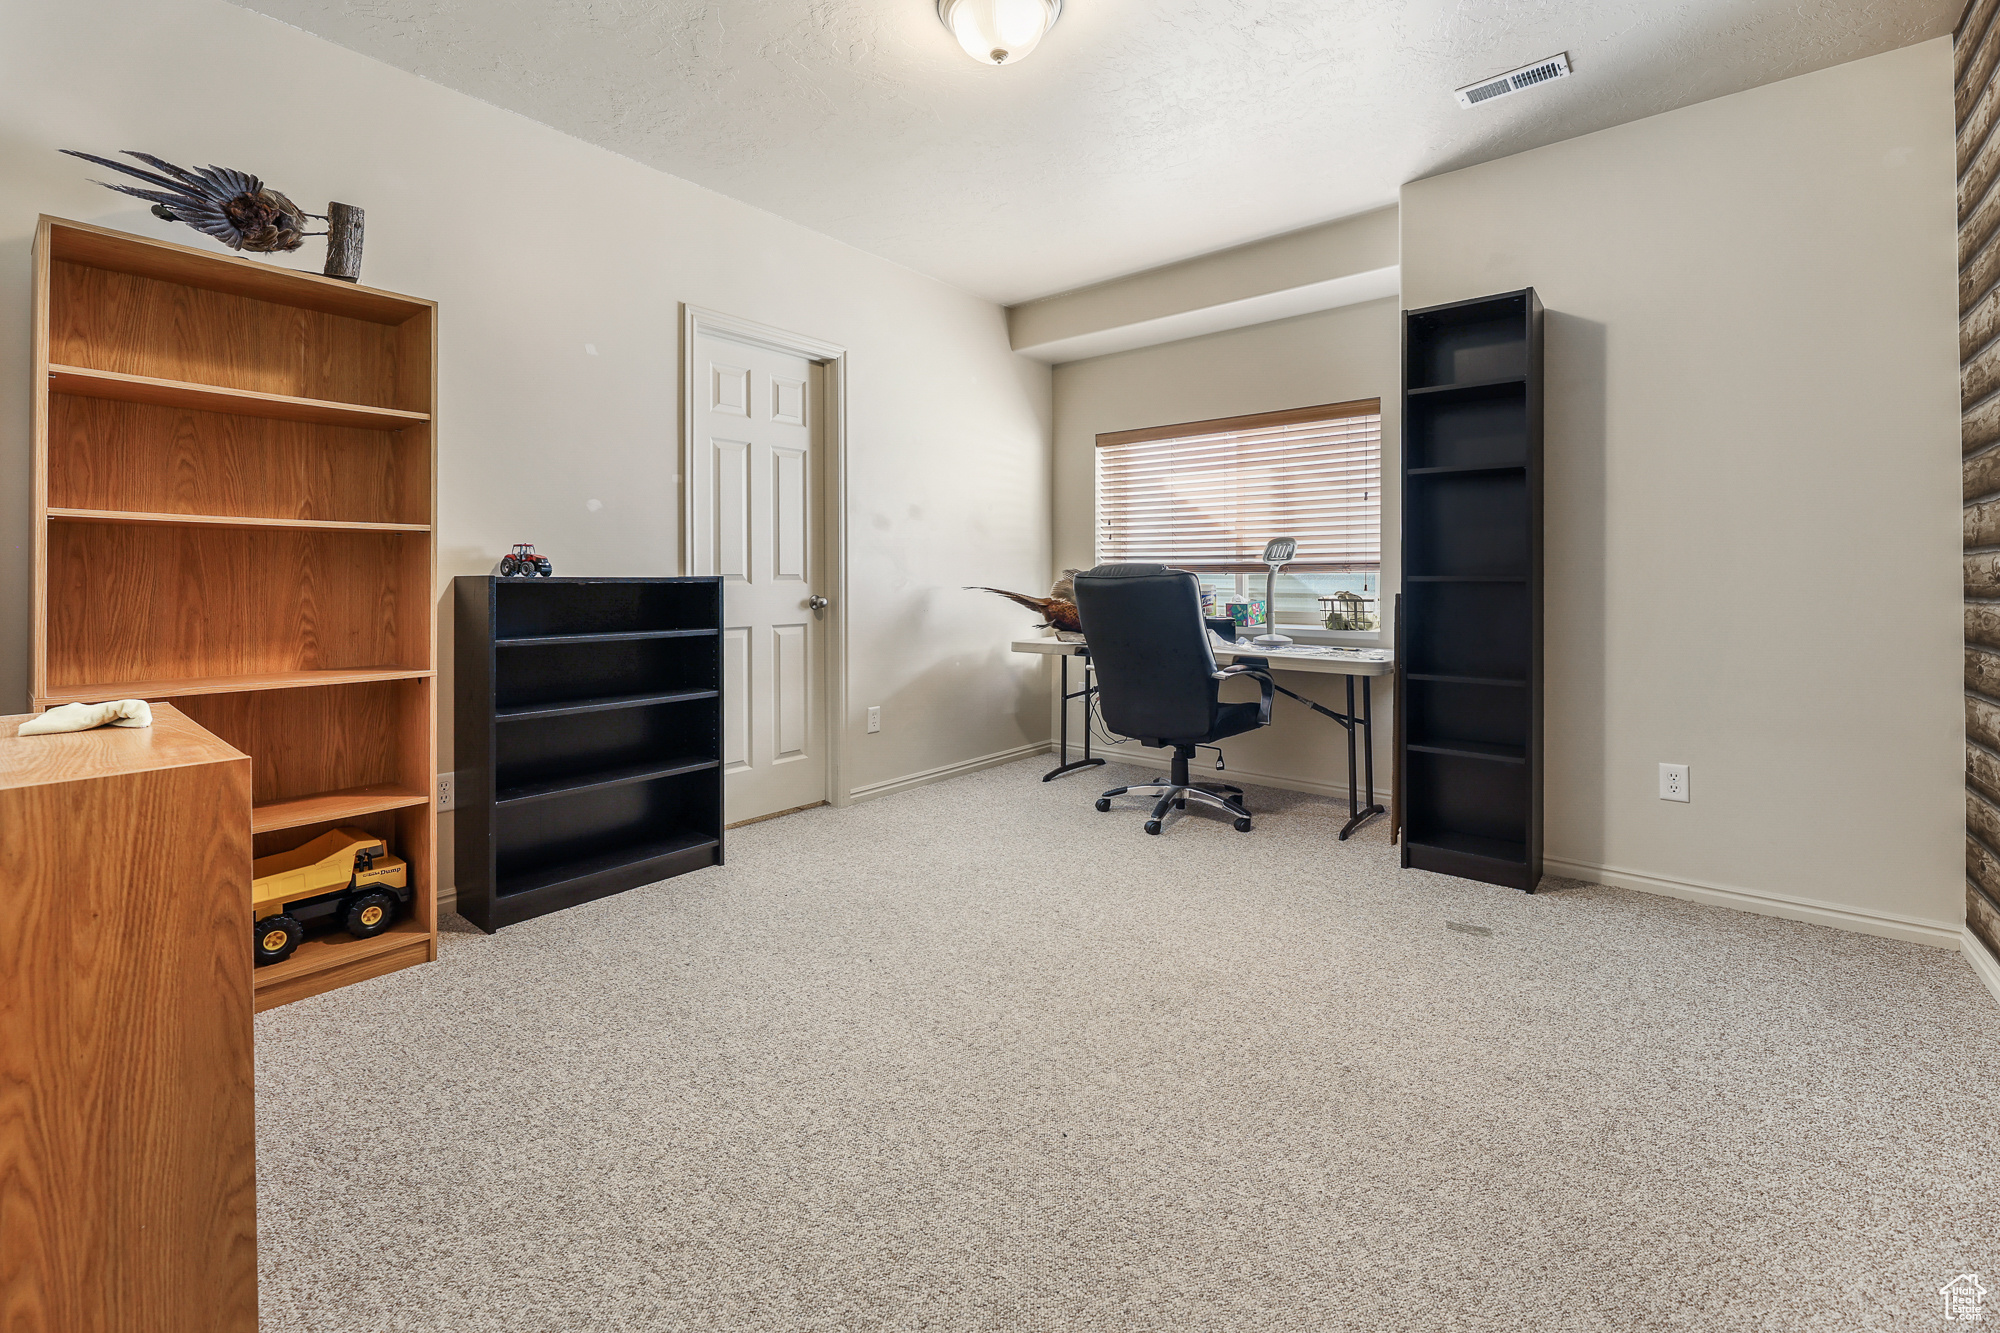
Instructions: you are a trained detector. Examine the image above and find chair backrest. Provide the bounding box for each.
[1073,564,1219,744]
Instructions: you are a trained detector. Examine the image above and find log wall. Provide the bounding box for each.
[1962,0,2000,961]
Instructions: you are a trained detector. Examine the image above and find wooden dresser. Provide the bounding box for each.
[0,703,257,1333]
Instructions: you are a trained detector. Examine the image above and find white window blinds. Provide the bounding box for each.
[1095,401,1382,572]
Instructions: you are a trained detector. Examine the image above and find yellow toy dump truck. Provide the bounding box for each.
[252,826,410,966]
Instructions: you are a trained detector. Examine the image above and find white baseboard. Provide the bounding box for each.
[1542,855,1963,950]
[436,886,456,918]
[848,740,1054,803]
[1089,742,1374,804]
[1964,926,2000,1011]
[1100,751,1965,959]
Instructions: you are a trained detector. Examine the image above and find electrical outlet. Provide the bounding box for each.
[437,771,456,812]
[1659,763,1689,803]
[866,706,881,734]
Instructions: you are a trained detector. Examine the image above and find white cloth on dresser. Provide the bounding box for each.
[18,699,154,735]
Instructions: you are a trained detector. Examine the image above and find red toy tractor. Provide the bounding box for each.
[498,543,553,578]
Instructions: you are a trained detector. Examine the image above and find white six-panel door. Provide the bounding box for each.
[690,332,828,823]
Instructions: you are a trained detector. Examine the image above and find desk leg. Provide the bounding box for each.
[1337,673,1387,840]
[1081,663,1099,767]
[1043,652,1108,782]
[1362,675,1377,810]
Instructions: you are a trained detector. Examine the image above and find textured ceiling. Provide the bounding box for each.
[230,0,1959,304]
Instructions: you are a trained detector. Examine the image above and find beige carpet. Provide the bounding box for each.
[254,758,2000,1331]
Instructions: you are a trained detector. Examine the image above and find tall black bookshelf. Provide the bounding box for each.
[1398,289,1543,891]
[454,576,724,931]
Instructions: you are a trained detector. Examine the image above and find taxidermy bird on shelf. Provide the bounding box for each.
[61,149,368,280]
[62,150,319,251]
[967,569,1084,635]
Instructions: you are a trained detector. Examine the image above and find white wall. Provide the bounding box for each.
[0,0,1053,888]
[1402,38,1964,935]
[1050,297,1402,798]
[1011,208,1399,362]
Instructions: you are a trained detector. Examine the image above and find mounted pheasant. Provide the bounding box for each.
[966,569,1083,635]
[61,149,323,252]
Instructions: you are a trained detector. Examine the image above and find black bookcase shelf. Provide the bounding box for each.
[495,832,719,902]
[1399,289,1543,891]
[495,628,719,647]
[496,688,720,722]
[1405,375,1528,398]
[496,755,721,807]
[1406,740,1527,764]
[455,576,724,931]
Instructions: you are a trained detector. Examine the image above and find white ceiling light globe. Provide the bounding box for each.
[937,0,1062,66]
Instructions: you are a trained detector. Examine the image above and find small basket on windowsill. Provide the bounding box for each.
[1319,591,1379,632]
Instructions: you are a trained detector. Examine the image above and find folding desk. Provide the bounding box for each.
[1012,636,1393,838]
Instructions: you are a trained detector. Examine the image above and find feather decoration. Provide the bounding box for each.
[60,149,324,253]
[966,586,1082,635]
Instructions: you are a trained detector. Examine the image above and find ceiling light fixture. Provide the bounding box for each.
[937,0,1062,66]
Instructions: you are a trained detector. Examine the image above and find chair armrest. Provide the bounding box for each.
[1213,663,1275,727]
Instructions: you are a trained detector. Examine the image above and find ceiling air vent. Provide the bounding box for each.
[1455,53,1571,109]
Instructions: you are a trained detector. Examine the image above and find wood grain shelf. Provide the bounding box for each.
[251,918,431,1012]
[49,214,430,324]
[49,507,431,534]
[49,364,430,430]
[252,782,430,834]
[44,667,434,705]
[35,215,439,1009]
[47,396,429,529]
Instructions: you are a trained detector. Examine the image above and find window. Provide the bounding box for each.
[1095,400,1383,634]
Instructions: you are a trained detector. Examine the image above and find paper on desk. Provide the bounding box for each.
[1210,636,1391,663]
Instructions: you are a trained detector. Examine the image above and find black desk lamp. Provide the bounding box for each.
[1250,536,1297,648]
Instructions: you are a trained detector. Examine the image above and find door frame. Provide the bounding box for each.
[679,303,852,808]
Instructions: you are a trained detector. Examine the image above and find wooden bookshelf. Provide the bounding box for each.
[47,364,432,429]
[31,215,439,1009]
[49,507,430,533]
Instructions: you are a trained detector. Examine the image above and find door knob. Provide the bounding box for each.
[808,595,829,611]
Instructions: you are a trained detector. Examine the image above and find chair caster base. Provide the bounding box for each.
[1099,778,1249,836]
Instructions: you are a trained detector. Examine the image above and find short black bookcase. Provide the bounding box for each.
[1399,289,1543,891]
[454,576,724,931]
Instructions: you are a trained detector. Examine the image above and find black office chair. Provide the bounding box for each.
[1072,564,1275,835]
